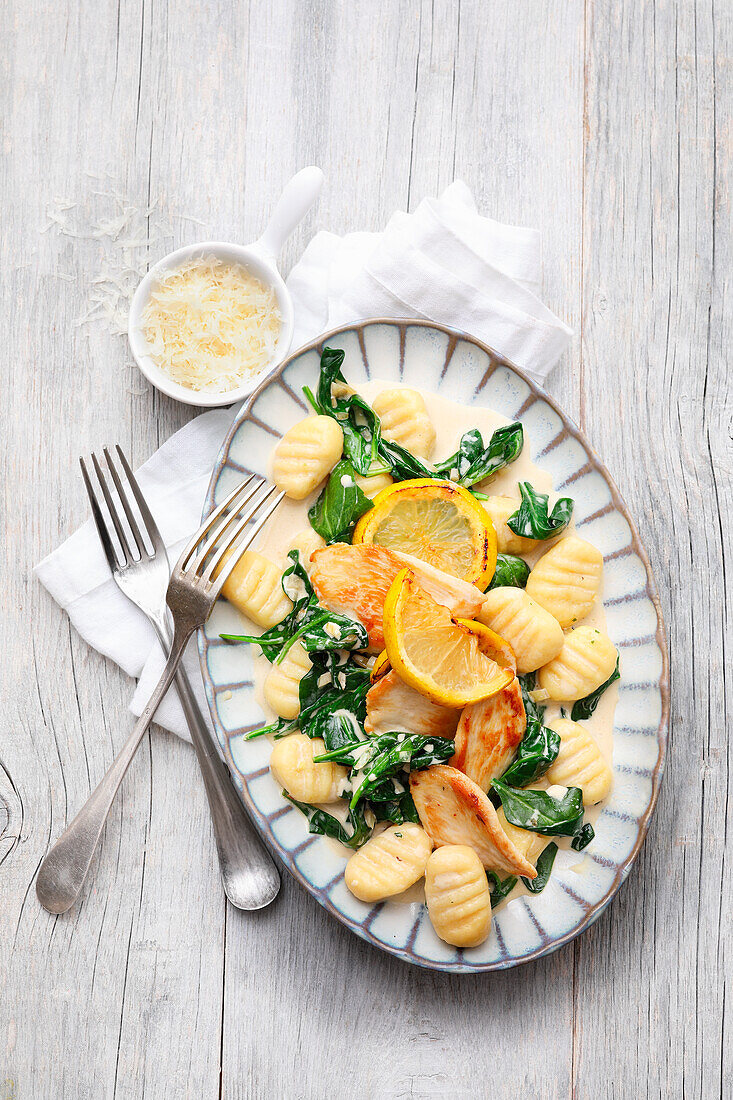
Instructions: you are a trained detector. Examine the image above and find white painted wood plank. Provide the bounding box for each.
[573,1,732,1098]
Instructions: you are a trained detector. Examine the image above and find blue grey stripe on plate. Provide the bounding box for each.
[197,319,669,973]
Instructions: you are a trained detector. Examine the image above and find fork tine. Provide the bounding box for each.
[114,445,166,558]
[90,452,133,567]
[177,474,258,571]
[197,483,282,585]
[103,447,149,561]
[80,457,122,571]
[204,487,285,598]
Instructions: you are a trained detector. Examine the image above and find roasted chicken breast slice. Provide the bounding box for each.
[365,670,461,739]
[409,765,537,878]
[451,678,526,791]
[310,544,486,649]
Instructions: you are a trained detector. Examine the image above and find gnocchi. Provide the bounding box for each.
[478,588,564,673]
[546,718,613,804]
[344,823,432,902]
[482,495,540,555]
[526,535,603,627]
[372,387,436,459]
[270,734,347,804]
[424,845,492,948]
[221,549,292,628]
[537,626,618,701]
[272,415,344,499]
[287,528,326,569]
[354,471,394,499]
[263,641,311,719]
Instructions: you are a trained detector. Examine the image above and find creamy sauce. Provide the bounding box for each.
[250,381,617,898]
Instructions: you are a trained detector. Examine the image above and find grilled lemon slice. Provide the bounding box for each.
[352,478,496,587]
[382,569,513,707]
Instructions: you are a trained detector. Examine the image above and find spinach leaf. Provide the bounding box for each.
[285,796,371,849]
[221,549,368,662]
[308,459,373,543]
[501,721,561,787]
[491,779,585,837]
[487,871,518,907]
[435,423,523,487]
[500,673,560,787]
[489,553,531,590]
[376,438,435,481]
[243,651,371,743]
[571,656,620,721]
[507,482,574,541]
[303,347,383,475]
[375,789,420,825]
[314,732,454,809]
[521,842,558,893]
[571,823,595,851]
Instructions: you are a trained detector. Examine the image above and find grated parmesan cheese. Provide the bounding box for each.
[140,256,281,393]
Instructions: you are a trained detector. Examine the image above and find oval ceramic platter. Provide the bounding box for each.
[198,319,668,972]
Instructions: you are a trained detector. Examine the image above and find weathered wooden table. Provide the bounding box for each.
[2,2,730,1096]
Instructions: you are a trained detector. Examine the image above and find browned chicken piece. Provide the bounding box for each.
[310,543,487,649]
[365,670,461,739]
[409,765,537,878]
[451,678,526,791]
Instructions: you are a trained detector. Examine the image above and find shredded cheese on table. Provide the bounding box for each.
[140,256,281,393]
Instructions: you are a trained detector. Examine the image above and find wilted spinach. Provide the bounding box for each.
[507,482,574,540]
[434,422,524,487]
[571,656,620,721]
[571,823,595,851]
[375,438,435,481]
[487,871,518,907]
[285,796,371,849]
[308,459,373,543]
[221,550,368,663]
[303,347,385,475]
[489,553,531,590]
[314,731,454,809]
[491,779,586,837]
[500,673,560,787]
[521,842,558,893]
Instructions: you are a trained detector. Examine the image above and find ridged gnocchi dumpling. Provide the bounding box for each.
[478,588,564,674]
[371,388,436,459]
[495,806,549,866]
[482,496,540,555]
[263,642,311,719]
[526,536,603,628]
[424,845,492,948]
[354,471,394,498]
[546,718,613,804]
[270,734,346,804]
[221,549,292,628]
[537,626,618,701]
[344,823,432,902]
[272,415,344,499]
[287,528,326,569]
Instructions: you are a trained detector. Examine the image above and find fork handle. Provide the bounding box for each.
[36,627,194,915]
[151,619,280,911]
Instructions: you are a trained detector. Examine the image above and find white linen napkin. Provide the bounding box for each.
[35,181,572,741]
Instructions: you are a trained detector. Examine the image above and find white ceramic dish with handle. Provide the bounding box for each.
[127,166,324,407]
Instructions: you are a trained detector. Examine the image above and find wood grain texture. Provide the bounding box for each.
[0,0,729,1098]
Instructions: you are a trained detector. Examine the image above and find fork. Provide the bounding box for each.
[36,453,283,915]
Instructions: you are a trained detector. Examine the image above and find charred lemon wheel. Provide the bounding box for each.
[456,621,517,674]
[370,650,392,683]
[352,478,497,587]
[382,569,514,707]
